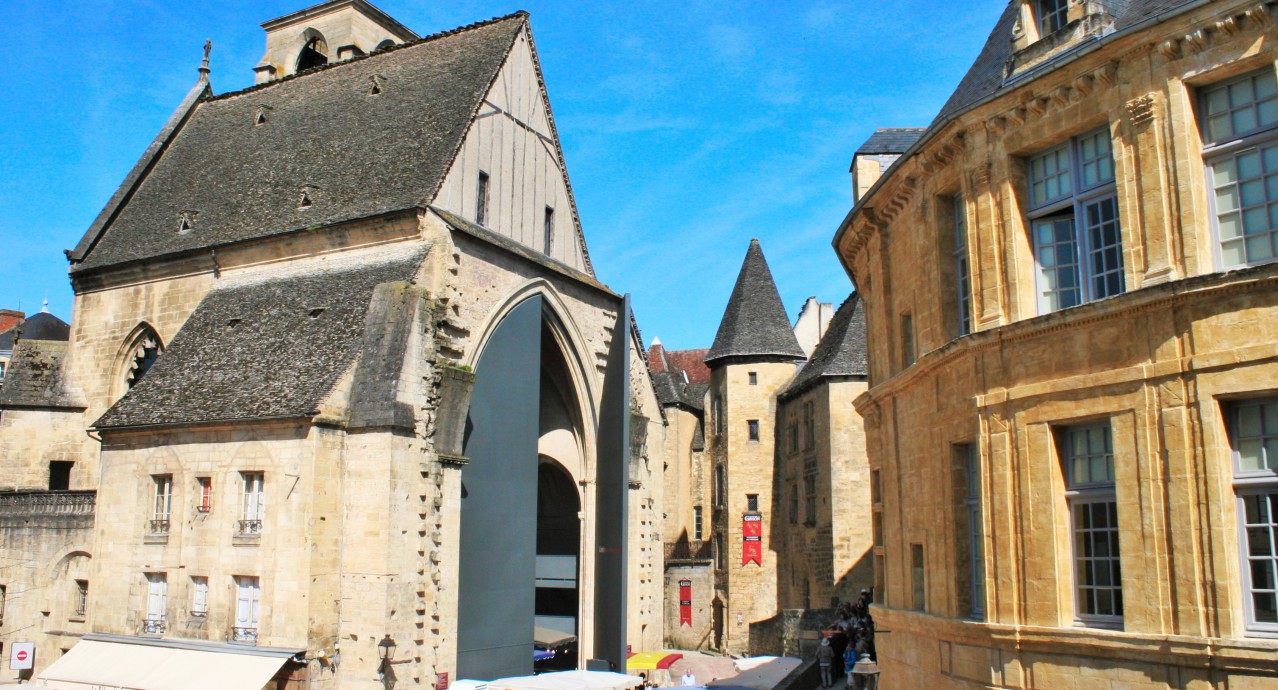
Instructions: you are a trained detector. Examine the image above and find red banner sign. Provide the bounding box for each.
[742,514,762,565]
[679,580,693,627]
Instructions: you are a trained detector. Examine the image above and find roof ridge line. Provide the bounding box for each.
[203,11,530,103]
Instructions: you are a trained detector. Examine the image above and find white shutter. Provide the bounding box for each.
[235,577,260,628]
[147,574,167,620]
[192,578,208,614]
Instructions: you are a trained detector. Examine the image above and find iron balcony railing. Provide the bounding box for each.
[149,519,170,535]
[236,520,263,536]
[230,626,258,644]
[142,618,166,635]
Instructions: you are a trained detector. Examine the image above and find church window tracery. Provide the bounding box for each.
[124,327,164,390]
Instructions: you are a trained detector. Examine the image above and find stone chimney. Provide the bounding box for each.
[254,0,419,84]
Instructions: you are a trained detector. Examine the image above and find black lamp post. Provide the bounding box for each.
[378,634,397,690]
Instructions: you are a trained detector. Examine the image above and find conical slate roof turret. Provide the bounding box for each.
[705,239,805,366]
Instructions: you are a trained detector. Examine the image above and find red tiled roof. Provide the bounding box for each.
[648,344,711,384]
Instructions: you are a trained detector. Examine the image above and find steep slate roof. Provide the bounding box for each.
[932,1,1197,127]
[856,128,926,155]
[705,239,805,366]
[0,340,85,409]
[0,312,70,351]
[779,294,868,400]
[71,13,527,272]
[94,249,426,429]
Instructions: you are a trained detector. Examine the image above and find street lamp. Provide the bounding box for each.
[378,634,397,690]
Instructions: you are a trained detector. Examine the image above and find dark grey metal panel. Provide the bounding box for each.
[457,295,543,680]
[592,295,630,669]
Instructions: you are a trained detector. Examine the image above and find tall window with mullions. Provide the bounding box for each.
[1201,68,1278,269]
[1229,398,1278,633]
[1060,423,1123,628]
[1027,127,1124,313]
[953,195,972,336]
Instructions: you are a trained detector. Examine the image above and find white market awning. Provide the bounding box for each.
[488,670,641,690]
[35,639,290,690]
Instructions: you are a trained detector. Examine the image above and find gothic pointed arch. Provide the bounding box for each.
[115,322,164,396]
[469,280,601,435]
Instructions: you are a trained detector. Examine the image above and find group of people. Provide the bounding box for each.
[815,589,877,689]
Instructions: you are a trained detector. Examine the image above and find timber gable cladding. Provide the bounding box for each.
[836,1,1278,688]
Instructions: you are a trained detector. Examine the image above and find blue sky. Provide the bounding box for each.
[0,1,1003,351]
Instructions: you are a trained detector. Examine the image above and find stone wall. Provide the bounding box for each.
[708,360,796,654]
[0,409,89,491]
[775,380,872,612]
[0,491,95,682]
[835,1,1278,687]
[663,547,713,650]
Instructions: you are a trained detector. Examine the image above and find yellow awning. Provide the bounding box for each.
[36,639,289,690]
[626,652,683,670]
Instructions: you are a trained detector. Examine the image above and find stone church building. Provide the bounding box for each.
[0,1,665,687]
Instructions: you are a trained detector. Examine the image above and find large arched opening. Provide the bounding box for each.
[456,289,629,680]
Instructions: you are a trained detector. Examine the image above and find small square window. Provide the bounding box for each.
[747,420,760,441]
[748,372,758,385]
[746,494,759,512]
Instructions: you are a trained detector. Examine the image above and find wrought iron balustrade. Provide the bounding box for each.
[142,618,166,635]
[230,626,259,644]
[149,519,171,535]
[236,520,263,536]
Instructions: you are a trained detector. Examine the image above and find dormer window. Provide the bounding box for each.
[1037,0,1069,36]
[178,210,197,234]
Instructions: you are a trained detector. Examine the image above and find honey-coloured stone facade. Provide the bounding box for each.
[835,1,1278,687]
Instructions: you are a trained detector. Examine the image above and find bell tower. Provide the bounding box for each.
[254,0,418,84]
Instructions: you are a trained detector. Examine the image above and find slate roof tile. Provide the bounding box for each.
[0,312,71,351]
[856,128,927,155]
[779,293,868,400]
[0,339,85,409]
[933,1,1198,127]
[94,249,426,429]
[705,239,805,365]
[72,14,526,272]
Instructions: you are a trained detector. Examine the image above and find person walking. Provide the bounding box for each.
[816,637,835,688]
[843,639,858,688]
